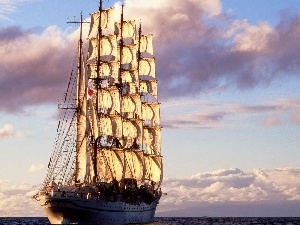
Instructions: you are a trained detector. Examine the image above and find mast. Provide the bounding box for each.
[93,0,103,183]
[75,12,87,183]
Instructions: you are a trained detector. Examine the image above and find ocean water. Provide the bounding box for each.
[0,217,300,225]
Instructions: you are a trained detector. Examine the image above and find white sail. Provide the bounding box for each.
[121,94,141,118]
[117,82,138,96]
[139,58,155,78]
[123,119,142,147]
[144,155,162,185]
[87,62,119,84]
[75,46,87,183]
[99,115,122,138]
[121,70,138,83]
[88,99,99,138]
[89,7,115,38]
[124,150,144,181]
[115,20,136,43]
[140,34,153,55]
[139,80,157,97]
[143,126,161,155]
[88,35,118,62]
[120,45,137,69]
[98,88,120,114]
[142,103,160,126]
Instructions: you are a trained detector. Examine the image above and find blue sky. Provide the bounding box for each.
[0,0,300,217]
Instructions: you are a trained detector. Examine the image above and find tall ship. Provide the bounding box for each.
[33,1,163,224]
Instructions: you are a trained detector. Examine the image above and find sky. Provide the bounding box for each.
[0,0,300,217]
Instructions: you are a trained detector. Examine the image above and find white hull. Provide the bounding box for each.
[39,195,159,224]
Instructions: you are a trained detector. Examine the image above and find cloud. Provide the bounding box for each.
[0,25,75,113]
[0,124,22,139]
[292,113,300,124]
[28,164,44,173]
[1,0,300,113]
[263,117,281,127]
[0,0,31,21]
[0,180,42,217]
[156,167,300,216]
[161,97,300,129]
[121,0,300,98]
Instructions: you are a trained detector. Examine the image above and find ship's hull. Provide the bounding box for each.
[39,195,159,224]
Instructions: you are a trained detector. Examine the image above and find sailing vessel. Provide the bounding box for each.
[33,1,163,224]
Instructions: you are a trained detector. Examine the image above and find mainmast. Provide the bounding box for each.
[92,0,104,184]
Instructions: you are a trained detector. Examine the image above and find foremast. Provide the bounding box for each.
[75,12,88,183]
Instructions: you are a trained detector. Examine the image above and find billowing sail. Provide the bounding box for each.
[143,126,161,155]
[139,80,157,97]
[97,88,121,114]
[144,155,162,185]
[121,70,138,83]
[88,35,118,62]
[99,115,122,138]
[139,58,155,77]
[96,148,124,182]
[122,94,141,118]
[124,150,144,181]
[115,20,136,43]
[123,119,142,147]
[87,62,119,83]
[89,7,115,38]
[120,45,137,69]
[140,34,153,55]
[142,102,160,126]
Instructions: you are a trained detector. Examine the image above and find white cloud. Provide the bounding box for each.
[0,124,22,139]
[0,0,31,21]
[0,180,42,217]
[157,167,300,216]
[28,164,44,173]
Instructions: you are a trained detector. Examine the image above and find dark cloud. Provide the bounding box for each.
[0,26,74,113]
